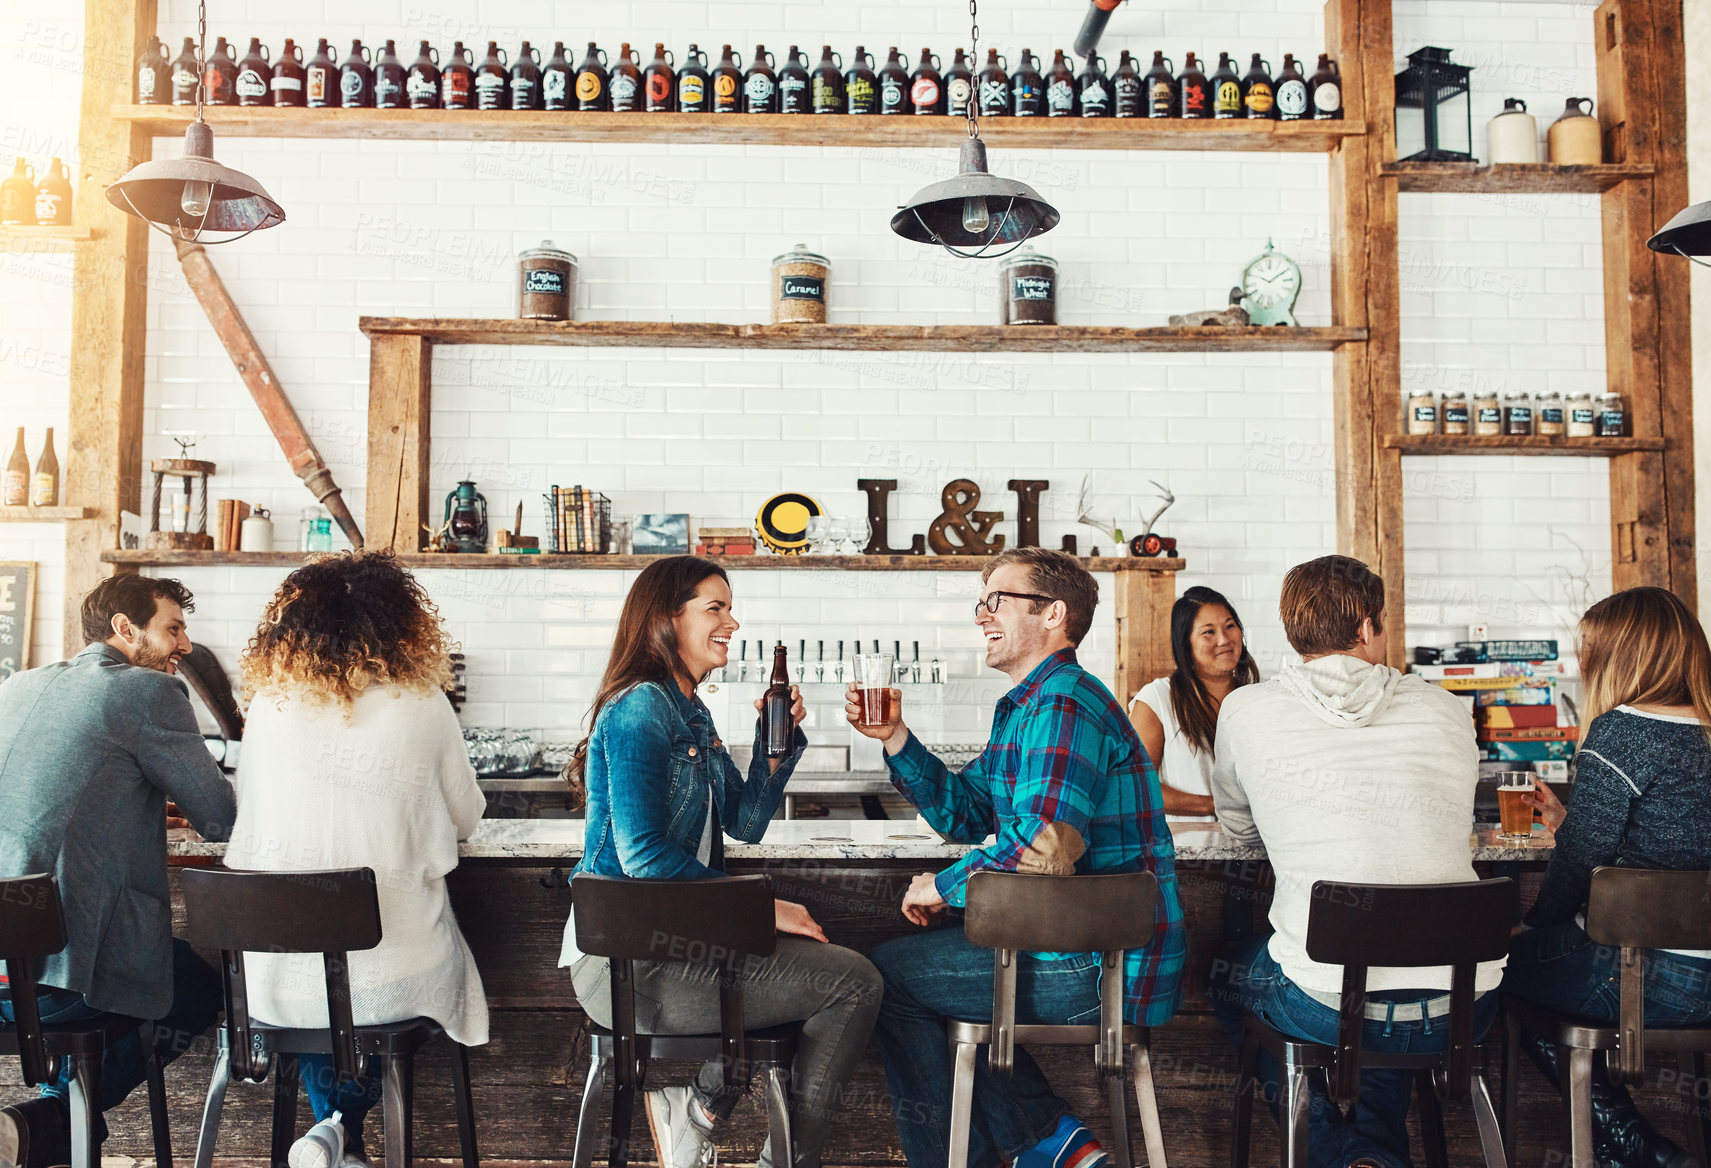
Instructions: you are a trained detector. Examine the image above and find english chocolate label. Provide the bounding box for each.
[524,269,566,294]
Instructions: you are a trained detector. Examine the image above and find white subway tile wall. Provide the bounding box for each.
[1,1,1617,737]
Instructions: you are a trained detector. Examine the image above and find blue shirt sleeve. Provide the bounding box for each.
[886,730,996,845]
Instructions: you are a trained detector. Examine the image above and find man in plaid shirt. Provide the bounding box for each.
[848,547,1185,1168]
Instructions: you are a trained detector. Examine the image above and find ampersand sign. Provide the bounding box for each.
[928,479,1007,557]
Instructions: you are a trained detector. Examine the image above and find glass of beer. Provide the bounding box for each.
[854,652,897,728]
[1497,773,1536,840]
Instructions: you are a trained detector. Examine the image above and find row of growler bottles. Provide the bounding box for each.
[137,35,1342,119]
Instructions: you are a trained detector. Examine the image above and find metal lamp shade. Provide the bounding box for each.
[1648,201,1711,257]
[106,122,285,239]
[892,137,1060,253]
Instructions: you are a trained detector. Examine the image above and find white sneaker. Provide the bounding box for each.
[644,1086,716,1168]
[288,1112,346,1168]
[0,1105,27,1168]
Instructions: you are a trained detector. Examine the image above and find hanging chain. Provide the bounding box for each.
[194,0,208,119]
[966,0,979,139]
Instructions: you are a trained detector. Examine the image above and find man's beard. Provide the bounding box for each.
[132,640,179,673]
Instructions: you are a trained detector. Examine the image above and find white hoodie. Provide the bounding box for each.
[1211,654,1503,996]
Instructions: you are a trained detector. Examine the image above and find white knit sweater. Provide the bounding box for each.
[225,685,489,1045]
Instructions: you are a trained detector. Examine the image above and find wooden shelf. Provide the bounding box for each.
[0,226,94,252]
[1382,161,1654,194]
[101,550,1186,572]
[357,318,1366,353]
[116,105,1365,152]
[1385,434,1665,457]
[0,505,96,521]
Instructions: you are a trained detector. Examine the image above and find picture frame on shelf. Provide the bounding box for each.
[632,513,691,555]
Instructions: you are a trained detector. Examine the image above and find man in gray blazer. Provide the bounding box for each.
[0,575,235,1168]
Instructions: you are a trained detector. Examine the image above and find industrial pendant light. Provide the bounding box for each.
[106,0,284,243]
[1648,201,1711,267]
[890,0,1060,259]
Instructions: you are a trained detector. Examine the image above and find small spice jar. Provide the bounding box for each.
[1534,391,1565,436]
[1597,391,1626,437]
[1503,391,1534,436]
[1406,389,1438,435]
[1441,390,1470,435]
[517,242,577,321]
[772,244,829,324]
[1565,390,1596,437]
[1000,253,1058,325]
[1474,390,1503,436]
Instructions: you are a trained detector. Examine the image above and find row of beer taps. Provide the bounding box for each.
[717,639,947,686]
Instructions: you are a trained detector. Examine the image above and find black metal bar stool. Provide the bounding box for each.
[180,867,479,1168]
[947,869,1170,1168]
[569,873,797,1168]
[1501,867,1711,1168]
[1231,878,1516,1168]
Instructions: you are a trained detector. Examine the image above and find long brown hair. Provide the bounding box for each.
[1169,586,1260,757]
[564,556,731,806]
[1578,586,1711,741]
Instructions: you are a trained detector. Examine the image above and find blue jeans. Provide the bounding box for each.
[1505,920,1711,1024]
[294,1053,384,1154]
[1209,935,1499,1168]
[871,923,1104,1168]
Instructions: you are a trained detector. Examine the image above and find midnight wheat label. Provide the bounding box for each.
[1011,275,1053,300]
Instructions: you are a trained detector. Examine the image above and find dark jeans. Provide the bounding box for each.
[295,1053,384,1154]
[0,939,222,1134]
[1209,935,1499,1168]
[870,923,1104,1168]
[1505,920,1711,1024]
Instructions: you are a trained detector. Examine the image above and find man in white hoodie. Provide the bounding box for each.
[1207,554,1503,1168]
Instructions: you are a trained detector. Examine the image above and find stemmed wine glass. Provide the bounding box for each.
[804,515,830,556]
[846,514,871,556]
[823,515,849,557]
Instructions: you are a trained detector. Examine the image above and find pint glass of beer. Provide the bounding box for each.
[1496,773,1535,840]
[854,652,896,728]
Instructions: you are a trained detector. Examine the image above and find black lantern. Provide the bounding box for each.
[1395,46,1473,163]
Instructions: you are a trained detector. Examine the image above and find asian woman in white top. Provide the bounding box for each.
[1127,586,1260,821]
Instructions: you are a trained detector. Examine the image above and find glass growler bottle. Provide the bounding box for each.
[910,48,944,115]
[1046,48,1077,116]
[762,644,793,759]
[1308,53,1342,120]
[510,41,543,111]
[3,429,28,508]
[0,159,34,225]
[204,37,239,106]
[711,44,743,113]
[1211,51,1241,119]
[440,41,474,109]
[944,48,973,116]
[30,428,58,509]
[338,39,374,108]
[1241,53,1275,118]
[540,42,572,110]
[744,45,778,113]
[272,39,306,108]
[844,45,877,114]
[678,44,711,112]
[1077,52,1110,117]
[977,48,1009,116]
[305,38,338,108]
[1011,49,1044,116]
[642,43,675,111]
[170,37,200,104]
[235,37,271,106]
[406,41,440,109]
[878,46,910,113]
[475,41,511,110]
[1144,50,1176,118]
[777,45,808,113]
[137,35,169,104]
[609,43,642,112]
[1178,51,1210,118]
[372,39,406,109]
[1111,50,1142,117]
[1275,52,1308,120]
[33,158,72,226]
[810,45,843,113]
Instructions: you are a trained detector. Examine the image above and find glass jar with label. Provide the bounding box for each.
[1597,391,1626,437]
[517,242,578,321]
[1503,391,1534,436]
[1474,391,1503,436]
[1000,253,1058,324]
[772,244,829,323]
[1441,390,1470,435]
[1565,390,1596,437]
[1406,389,1437,435]
[1535,390,1565,436]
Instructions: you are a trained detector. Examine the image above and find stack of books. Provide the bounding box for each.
[1412,656,1579,762]
[696,526,757,556]
[545,486,611,554]
[215,500,251,551]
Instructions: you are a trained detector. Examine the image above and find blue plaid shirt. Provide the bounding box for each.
[886,648,1187,1026]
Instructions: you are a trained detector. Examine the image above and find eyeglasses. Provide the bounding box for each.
[974,591,1058,619]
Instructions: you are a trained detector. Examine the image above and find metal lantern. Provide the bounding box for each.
[1395,46,1473,163]
[1648,202,1711,266]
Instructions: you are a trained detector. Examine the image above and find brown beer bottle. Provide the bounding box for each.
[642,43,675,111]
[30,429,58,509]
[306,38,337,108]
[1241,52,1275,119]
[762,644,793,759]
[1178,51,1211,118]
[1308,53,1342,120]
[1011,49,1044,116]
[844,45,877,114]
[1077,52,1111,117]
[1210,51,1241,118]
[777,45,808,113]
[3,429,28,508]
[711,44,743,113]
[541,42,572,110]
[137,35,169,104]
[810,45,842,113]
[610,43,642,111]
[236,37,271,106]
[1275,52,1308,120]
[743,45,778,113]
[678,44,711,112]
[372,39,406,109]
[272,39,307,108]
[405,41,440,109]
[33,158,72,226]
[440,42,474,109]
[170,37,200,104]
[204,37,238,106]
[510,41,544,110]
[475,41,510,110]
[1046,48,1077,116]
[0,160,34,225]
[1110,50,1141,117]
[338,39,374,108]
[878,46,910,113]
[573,42,607,111]
[1143,50,1176,117]
[944,48,973,116]
[910,48,944,115]
[976,48,1008,116]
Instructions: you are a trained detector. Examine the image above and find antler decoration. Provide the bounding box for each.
[1074,472,1118,541]
[1140,480,1175,535]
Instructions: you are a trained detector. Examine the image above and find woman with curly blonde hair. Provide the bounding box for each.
[225,551,486,1168]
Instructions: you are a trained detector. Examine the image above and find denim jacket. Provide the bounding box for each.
[578,680,805,880]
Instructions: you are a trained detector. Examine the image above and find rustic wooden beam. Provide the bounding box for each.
[1112,567,1180,706]
[1385,435,1665,456]
[366,335,433,554]
[1382,161,1654,194]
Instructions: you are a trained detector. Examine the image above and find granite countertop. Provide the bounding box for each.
[168,820,1554,863]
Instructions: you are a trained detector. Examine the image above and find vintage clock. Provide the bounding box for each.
[1240,238,1302,327]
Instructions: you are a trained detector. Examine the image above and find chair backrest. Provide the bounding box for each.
[181,867,382,1087]
[571,873,776,1098]
[965,870,1160,1079]
[1305,878,1516,1108]
[0,874,68,1086]
[1584,866,1711,1085]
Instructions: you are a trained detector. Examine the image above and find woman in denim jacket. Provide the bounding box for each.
[560,556,882,1168]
